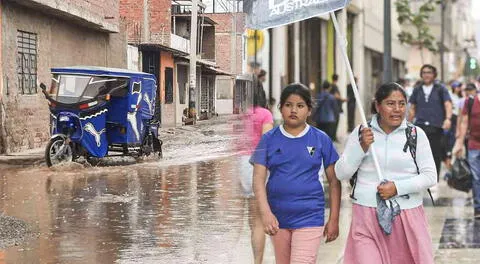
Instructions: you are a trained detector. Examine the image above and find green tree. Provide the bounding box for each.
[395,0,440,63]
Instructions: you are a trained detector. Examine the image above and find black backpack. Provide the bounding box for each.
[349,122,435,205]
[447,96,475,192]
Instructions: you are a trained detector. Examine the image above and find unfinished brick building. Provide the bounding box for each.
[0,0,127,153]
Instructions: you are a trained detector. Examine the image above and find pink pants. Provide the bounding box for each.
[271,227,324,264]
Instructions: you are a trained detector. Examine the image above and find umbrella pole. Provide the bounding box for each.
[329,11,384,181]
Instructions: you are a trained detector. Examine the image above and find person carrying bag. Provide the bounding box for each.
[453,86,480,218]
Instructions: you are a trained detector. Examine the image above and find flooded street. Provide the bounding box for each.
[0,116,256,263]
[0,157,253,263]
[0,116,479,263]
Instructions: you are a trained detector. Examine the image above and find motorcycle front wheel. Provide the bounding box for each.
[45,137,73,167]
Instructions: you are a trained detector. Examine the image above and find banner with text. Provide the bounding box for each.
[244,0,352,29]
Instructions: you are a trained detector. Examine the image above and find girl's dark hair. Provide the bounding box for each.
[371,82,407,114]
[280,83,313,109]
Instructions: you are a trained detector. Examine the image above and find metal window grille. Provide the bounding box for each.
[17,30,38,95]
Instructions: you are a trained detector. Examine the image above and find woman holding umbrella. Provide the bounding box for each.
[335,83,436,264]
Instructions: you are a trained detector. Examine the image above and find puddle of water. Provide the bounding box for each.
[0,156,253,263]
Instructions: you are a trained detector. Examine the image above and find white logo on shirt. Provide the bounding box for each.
[307,146,315,156]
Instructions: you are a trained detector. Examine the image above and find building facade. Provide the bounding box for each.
[120,0,229,127]
[0,0,126,153]
[253,0,410,136]
[403,0,477,82]
[206,12,244,115]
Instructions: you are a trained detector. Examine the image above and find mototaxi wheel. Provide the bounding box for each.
[45,137,73,167]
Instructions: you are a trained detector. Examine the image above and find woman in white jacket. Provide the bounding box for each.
[335,83,437,264]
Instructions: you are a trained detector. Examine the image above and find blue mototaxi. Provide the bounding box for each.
[41,66,162,167]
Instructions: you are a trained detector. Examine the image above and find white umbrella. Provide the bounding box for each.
[244,0,384,181]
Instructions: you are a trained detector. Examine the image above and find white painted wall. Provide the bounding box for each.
[127,45,139,71]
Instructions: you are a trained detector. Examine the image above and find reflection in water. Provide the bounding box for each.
[0,156,251,263]
[440,218,480,249]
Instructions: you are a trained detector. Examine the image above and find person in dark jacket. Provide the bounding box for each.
[254,70,268,109]
[314,81,338,140]
[347,77,358,132]
[408,64,453,180]
[330,74,347,141]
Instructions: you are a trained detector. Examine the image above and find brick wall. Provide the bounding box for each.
[206,13,245,75]
[207,13,245,33]
[120,0,171,46]
[149,0,171,45]
[1,1,127,153]
[215,34,232,73]
[120,0,144,43]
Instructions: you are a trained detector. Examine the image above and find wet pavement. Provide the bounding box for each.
[0,158,250,263]
[0,116,479,263]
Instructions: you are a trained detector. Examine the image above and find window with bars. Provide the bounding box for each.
[17,30,38,95]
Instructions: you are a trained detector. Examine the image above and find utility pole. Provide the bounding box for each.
[440,0,446,83]
[232,1,237,75]
[188,0,199,123]
[383,0,393,83]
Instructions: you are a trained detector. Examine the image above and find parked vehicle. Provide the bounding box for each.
[40,66,162,167]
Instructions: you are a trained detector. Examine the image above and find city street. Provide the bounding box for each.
[0,116,477,263]
[1,0,480,263]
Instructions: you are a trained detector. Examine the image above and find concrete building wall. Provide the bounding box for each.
[175,63,189,125]
[173,20,190,39]
[160,51,176,127]
[215,77,234,115]
[362,0,409,61]
[0,0,5,153]
[401,1,474,81]
[12,0,119,32]
[0,1,127,153]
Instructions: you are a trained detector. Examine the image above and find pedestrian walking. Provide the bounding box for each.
[254,69,268,109]
[314,81,338,140]
[330,74,347,141]
[251,83,341,264]
[453,84,480,218]
[238,87,274,264]
[408,64,453,180]
[336,83,436,264]
[456,83,477,136]
[347,77,358,132]
[403,76,415,101]
[445,81,463,169]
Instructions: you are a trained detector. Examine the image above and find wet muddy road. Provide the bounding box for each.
[0,156,252,263]
[0,116,479,263]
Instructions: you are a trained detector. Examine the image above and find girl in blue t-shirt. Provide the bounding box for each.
[251,83,342,264]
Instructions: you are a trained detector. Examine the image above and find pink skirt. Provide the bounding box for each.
[343,204,434,264]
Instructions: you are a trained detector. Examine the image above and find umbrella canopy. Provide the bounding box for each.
[244,0,352,30]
